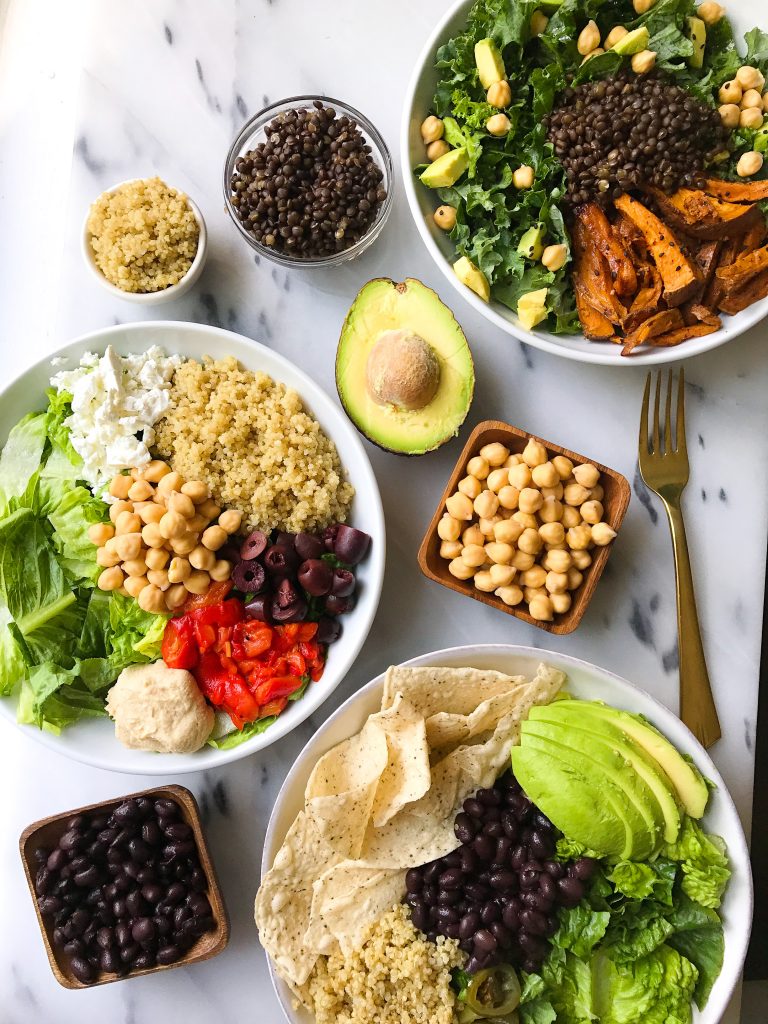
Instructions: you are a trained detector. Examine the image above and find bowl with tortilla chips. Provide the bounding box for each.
[256,644,751,1024]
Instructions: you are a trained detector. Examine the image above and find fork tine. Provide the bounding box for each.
[676,366,687,454]
[652,372,661,454]
[639,372,651,456]
[664,369,673,455]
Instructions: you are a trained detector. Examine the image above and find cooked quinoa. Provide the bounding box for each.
[154,356,354,533]
[299,904,463,1024]
[87,177,199,293]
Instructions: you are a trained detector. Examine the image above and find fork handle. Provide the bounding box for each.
[664,502,721,748]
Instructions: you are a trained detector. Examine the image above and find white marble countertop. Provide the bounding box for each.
[0,1,766,1021]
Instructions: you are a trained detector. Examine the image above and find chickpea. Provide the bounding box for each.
[141,522,165,548]
[719,80,743,105]
[487,80,512,107]
[742,88,764,109]
[168,557,192,584]
[541,243,568,272]
[466,456,490,480]
[155,470,182,495]
[580,499,604,525]
[604,25,628,48]
[543,569,567,595]
[165,584,189,611]
[504,453,522,468]
[719,103,741,129]
[461,544,488,568]
[479,442,509,467]
[543,548,572,573]
[446,492,474,520]
[179,480,208,504]
[524,586,547,604]
[571,549,593,570]
[201,525,228,551]
[521,565,547,589]
[127,479,153,503]
[697,1,724,25]
[498,485,520,510]
[592,522,618,546]
[198,499,221,521]
[138,502,165,525]
[115,511,141,535]
[590,483,605,502]
[485,542,514,565]
[109,500,132,524]
[496,584,523,607]
[458,475,483,499]
[518,487,544,515]
[186,514,209,534]
[541,483,564,500]
[528,594,554,621]
[494,519,524,545]
[144,547,169,571]
[138,584,166,613]
[530,462,557,489]
[159,510,188,540]
[98,566,124,591]
[581,47,605,65]
[142,459,171,483]
[507,464,532,491]
[518,527,543,556]
[218,509,242,534]
[571,463,599,488]
[737,150,764,176]
[551,592,572,615]
[130,467,141,480]
[210,560,233,583]
[474,490,500,519]
[463,524,485,546]
[539,497,564,524]
[513,165,535,189]
[104,536,121,555]
[449,558,476,580]
[124,575,149,598]
[737,65,766,92]
[739,108,764,130]
[577,20,600,56]
[184,570,211,595]
[522,439,547,468]
[473,570,497,593]
[550,455,572,481]
[114,533,143,562]
[166,491,195,519]
[564,482,591,506]
[108,474,133,500]
[764,91,768,112]
[484,468,507,493]
[438,515,462,542]
[539,521,565,546]
[633,0,656,12]
[511,550,535,572]
[434,205,458,231]
[122,557,148,578]
[145,569,169,591]
[561,506,581,528]
[486,113,512,137]
[441,540,463,560]
[168,531,197,554]
[512,510,539,530]
[567,524,593,550]
[88,522,115,546]
[189,545,216,572]
[479,515,502,537]
[631,49,657,74]
[489,564,516,588]
[421,114,444,144]
[566,568,584,591]
[427,139,450,161]
[96,546,121,568]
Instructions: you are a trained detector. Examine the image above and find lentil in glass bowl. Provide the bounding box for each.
[223,96,393,268]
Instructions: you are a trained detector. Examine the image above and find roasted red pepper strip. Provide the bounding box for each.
[161,616,198,670]
[253,674,306,706]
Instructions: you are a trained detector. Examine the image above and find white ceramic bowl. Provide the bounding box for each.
[263,644,752,1024]
[401,0,768,365]
[0,321,385,774]
[82,180,208,304]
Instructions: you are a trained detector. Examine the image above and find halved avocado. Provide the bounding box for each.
[336,279,474,456]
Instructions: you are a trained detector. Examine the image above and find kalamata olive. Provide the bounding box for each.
[273,576,299,608]
[131,917,156,943]
[297,558,333,596]
[263,545,298,576]
[120,942,140,964]
[331,567,355,597]
[142,821,160,846]
[271,597,308,623]
[573,856,598,880]
[113,801,140,824]
[321,524,339,551]
[240,530,268,560]
[332,524,370,565]
[324,593,355,615]
[35,867,52,896]
[70,956,93,983]
[316,616,341,644]
[232,559,266,595]
[157,944,182,966]
[38,896,62,916]
[294,532,325,560]
[58,830,82,853]
[47,848,67,872]
[244,594,272,623]
[33,846,48,864]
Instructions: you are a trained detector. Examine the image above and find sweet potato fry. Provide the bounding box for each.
[614,194,700,306]
[741,220,767,253]
[651,323,720,347]
[575,289,617,340]
[621,309,685,356]
[715,243,768,289]
[681,302,721,328]
[649,187,761,240]
[578,204,638,296]
[572,217,625,325]
[700,178,768,204]
[717,268,768,314]
[622,267,663,332]
[702,236,741,310]
[693,240,721,289]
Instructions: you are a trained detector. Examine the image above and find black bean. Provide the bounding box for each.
[125,891,146,918]
[154,799,179,820]
[481,902,500,925]
[163,822,192,842]
[437,888,461,906]
[405,868,422,893]
[490,921,511,947]
[463,798,485,819]
[46,848,67,872]
[489,870,516,891]
[131,917,155,943]
[141,883,163,905]
[473,928,498,953]
[472,835,496,861]
[438,868,462,890]
[113,801,141,824]
[573,856,598,880]
[519,930,549,958]
[99,948,119,973]
[543,860,565,879]
[557,877,584,906]
[70,956,93,983]
[476,788,502,807]
[454,813,476,844]
[411,904,428,932]
[133,951,156,970]
[38,895,62,916]
[120,942,140,964]
[157,944,181,966]
[74,866,100,887]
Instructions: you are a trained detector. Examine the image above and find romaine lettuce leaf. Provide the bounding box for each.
[592,945,698,1024]
[554,903,611,959]
[0,413,48,513]
[661,816,730,909]
[608,860,676,904]
[665,893,724,1008]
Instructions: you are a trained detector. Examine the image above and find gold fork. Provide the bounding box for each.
[638,368,721,749]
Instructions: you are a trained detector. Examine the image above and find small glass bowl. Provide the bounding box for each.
[223,96,393,269]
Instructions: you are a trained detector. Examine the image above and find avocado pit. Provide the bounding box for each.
[365,329,440,411]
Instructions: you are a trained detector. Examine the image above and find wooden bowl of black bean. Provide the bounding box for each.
[19,785,229,988]
[224,95,393,267]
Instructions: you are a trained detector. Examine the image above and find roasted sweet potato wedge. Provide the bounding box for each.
[578,204,638,296]
[717,268,768,314]
[700,178,768,204]
[715,243,768,289]
[623,267,663,332]
[621,309,684,356]
[741,220,767,254]
[693,240,722,289]
[649,187,761,240]
[681,302,722,328]
[575,289,617,340]
[572,217,625,325]
[615,194,700,306]
[702,236,741,309]
[651,323,720,346]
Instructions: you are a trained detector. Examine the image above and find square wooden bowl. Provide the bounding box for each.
[19,784,229,989]
[418,420,631,635]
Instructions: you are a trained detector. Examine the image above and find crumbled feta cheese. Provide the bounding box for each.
[50,345,181,490]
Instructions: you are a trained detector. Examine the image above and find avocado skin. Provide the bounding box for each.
[335,278,475,457]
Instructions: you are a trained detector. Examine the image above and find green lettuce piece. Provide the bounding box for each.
[603,900,675,963]
[0,507,67,622]
[608,860,676,905]
[207,715,280,750]
[0,414,48,513]
[745,27,768,70]
[593,945,698,1024]
[556,836,601,860]
[107,593,166,665]
[540,947,595,1024]
[661,816,730,909]
[42,388,81,469]
[19,660,107,732]
[554,903,611,959]
[665,893,725,1008]
[46,484,105,584]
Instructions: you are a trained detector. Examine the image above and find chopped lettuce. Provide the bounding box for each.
[661,816,731,909]
[593,945,698,1024]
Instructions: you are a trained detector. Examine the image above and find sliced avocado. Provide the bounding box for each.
[612,26,650,55]
[335,278,474,456]
[518,224,546,261]
[517,288,549,330]
[538,0,563,11]
[454,256,491,302]
[527,706,681,844]
[420,148,469,189]
[546,701,709,818]
[521,723,659,859]
[511,737,632,859]
[686,16,706,69]
[475,38,506,89]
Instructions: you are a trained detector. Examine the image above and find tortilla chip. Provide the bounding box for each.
[306,861,406,955]
[371,695,431,828]
[382,665,527,718]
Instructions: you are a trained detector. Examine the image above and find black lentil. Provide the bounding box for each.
[229,100,387,259]
[546,71,730,207]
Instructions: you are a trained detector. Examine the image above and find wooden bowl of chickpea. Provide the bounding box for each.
[418,421,630,634]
